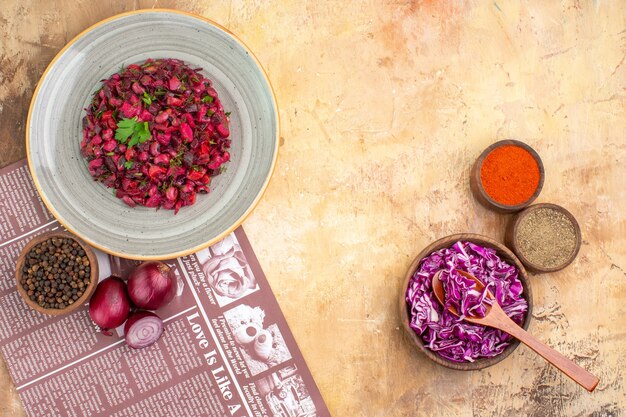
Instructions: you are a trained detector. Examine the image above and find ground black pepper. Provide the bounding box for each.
[516,207,578,269]
[20,237,91,309]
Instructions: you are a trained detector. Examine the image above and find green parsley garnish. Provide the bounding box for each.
[142,91,155,105]
[115,117,151,148]
[202,95,214,103]
[225,112,231,117]
[169,150,184,167]
[124,160,134,170]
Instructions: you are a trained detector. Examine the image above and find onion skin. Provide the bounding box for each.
[124,311,164,349]
[89,276,131,335]
[127,261,177,310]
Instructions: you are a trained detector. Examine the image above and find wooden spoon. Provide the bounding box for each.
[432,270,599,392]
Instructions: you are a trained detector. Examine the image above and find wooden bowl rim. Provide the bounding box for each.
[471,139,545,213]
[15,230,99,316]
[507,203,582,273]
[400,233,533,370]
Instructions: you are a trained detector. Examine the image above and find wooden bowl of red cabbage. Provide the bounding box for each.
[400,233,532,370]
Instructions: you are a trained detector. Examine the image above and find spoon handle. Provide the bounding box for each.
[500,320,599,392]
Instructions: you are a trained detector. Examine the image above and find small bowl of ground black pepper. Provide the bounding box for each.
[505,203,582,273]
[15,231,98,315]
[470,140,545,213]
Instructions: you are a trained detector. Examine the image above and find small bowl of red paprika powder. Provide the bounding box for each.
[470,140,544,213]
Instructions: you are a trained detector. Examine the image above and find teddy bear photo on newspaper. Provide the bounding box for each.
[223,304,293,376]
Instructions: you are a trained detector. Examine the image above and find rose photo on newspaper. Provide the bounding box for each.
[198,234,261,307]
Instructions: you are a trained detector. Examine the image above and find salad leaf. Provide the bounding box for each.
[115,117,151,148]
[115,118,136,143]
[141,91,154,105]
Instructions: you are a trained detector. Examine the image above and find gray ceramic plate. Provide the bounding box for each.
[27,9,278,260]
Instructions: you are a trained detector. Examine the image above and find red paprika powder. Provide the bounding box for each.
[480,145,540,206]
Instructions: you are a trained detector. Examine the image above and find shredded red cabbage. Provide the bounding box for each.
[406,241,528,362]
[440,270,495,319]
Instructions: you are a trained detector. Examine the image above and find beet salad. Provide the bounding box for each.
[81,58,231,214]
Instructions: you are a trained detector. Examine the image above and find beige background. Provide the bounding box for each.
[1,1,624,416]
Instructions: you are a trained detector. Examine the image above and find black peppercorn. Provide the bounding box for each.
[20,236,92,310]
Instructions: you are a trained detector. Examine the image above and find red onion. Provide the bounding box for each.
[89,276,131,335]
[127,261,176,310]
[124,311,164,349]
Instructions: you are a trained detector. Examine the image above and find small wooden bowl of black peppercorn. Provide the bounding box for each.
[15,231,98,315]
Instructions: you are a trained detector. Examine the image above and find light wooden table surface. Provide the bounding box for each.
[1,1,624,416]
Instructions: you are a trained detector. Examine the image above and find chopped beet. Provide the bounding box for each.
[81,58,231,213]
